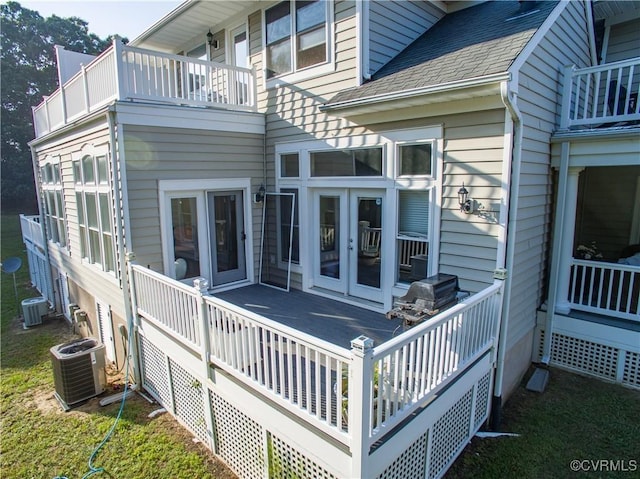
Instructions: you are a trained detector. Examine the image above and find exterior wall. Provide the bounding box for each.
[604,17,640,63]
[122,124,265,275]
[505,0,592,390]
[367,0,444,75]
[32,118,125,320]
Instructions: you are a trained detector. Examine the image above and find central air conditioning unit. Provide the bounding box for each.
[50,338,106,410]
[22,297,48,328]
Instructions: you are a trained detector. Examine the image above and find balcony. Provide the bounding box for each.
[20,214,45,250]
[33,40,257,138]
[560,57,640,130]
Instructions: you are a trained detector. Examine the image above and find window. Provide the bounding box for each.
[280,153,300,177]
[310,147,383,177]
[397,190,430,283]
[398,143,432,177]
[40,159,66,247]
[73,153,115,273]
[266,0,328,79]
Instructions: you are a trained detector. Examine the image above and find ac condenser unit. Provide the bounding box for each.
[50,338,106,410]
[22,297,48,328]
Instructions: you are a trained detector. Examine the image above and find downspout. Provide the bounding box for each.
[107,109,140,386]
[491,80,523,429]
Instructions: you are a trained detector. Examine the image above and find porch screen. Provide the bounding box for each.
[260,192,295,291]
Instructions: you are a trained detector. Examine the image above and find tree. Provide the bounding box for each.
[1,2,114,213]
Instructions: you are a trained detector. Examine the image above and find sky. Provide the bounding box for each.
[20,0,183,41]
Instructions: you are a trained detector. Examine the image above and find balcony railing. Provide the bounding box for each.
[33,40,257,138]
[560,57,640,129]
[20,214,45,250]
[568,258,639,321]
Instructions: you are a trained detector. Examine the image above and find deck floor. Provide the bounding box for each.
[214,285,405,348]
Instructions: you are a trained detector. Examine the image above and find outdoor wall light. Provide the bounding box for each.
[207,30,219,49]
[458,182,473,214]
[254,184,266,204]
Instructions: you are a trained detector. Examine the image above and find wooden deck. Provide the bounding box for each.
[214,285,404,348]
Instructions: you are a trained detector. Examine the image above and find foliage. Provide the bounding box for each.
[575,241,603,260]
[0,2,113,214]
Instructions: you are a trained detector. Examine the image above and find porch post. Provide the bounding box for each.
[193,278,217,453]
[555,166,584,314]
[349,335,373,479]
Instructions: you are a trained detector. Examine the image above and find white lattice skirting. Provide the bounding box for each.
[534,313,640,389]
[138,327,494,479]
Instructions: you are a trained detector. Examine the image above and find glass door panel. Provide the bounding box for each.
[349,191,384,302]
[171,197,200,280]
[320,195,341,279]
[208,191,246,285]
[313,190,347,293]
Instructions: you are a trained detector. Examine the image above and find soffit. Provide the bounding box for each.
[130,0,258,52]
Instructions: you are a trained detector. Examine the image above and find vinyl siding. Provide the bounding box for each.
[439,109,506,292]
[32,119,125,318]
[359,109,505,293]
[604,18,640,63]
[368,0,444,75]
[123,125,264,274]
[508,0,591,350]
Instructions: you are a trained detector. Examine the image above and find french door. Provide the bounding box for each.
[208,190,246,285]
[313,189,385,302]
[168,189,247,287]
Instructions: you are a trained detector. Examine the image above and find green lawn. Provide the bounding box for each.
[0,214,236,479]
[448,367,640,478]
[2,214,638,478]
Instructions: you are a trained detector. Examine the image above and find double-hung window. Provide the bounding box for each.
[265,0,328,79]
[40,158,66,247]
[73,153,115,274]
[395,141,435,282]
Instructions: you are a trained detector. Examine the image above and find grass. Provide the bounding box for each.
[448,367,640,478]
[0,214,236,479]
[2,214,638,478]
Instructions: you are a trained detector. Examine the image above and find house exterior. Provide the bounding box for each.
[21,1,639,478]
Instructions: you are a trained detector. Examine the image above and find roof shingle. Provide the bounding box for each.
[325,1,559,106]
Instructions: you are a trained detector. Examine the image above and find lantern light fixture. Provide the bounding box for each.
[458,182,472,214]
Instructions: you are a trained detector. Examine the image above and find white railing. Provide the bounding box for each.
[398,236,428,270]
[568,259,639,321]
[129,262,505,448]
[121,45,255,109]
[364,281,504,445]
[131,265,201,347]
[560,57,640,129]
[32,40,257,137]
[19,214,45,249]
[204,295,352,439]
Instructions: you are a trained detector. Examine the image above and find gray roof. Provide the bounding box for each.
[325,1,559,107]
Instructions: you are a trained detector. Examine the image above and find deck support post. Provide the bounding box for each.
[125,252,142,387]
[194,277,217,453]
[349,335,374,479]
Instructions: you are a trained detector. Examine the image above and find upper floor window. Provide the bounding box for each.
[266,0,328,79]
[40,159,66,247]
[73,153,115,274]
[398,143,433,177]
